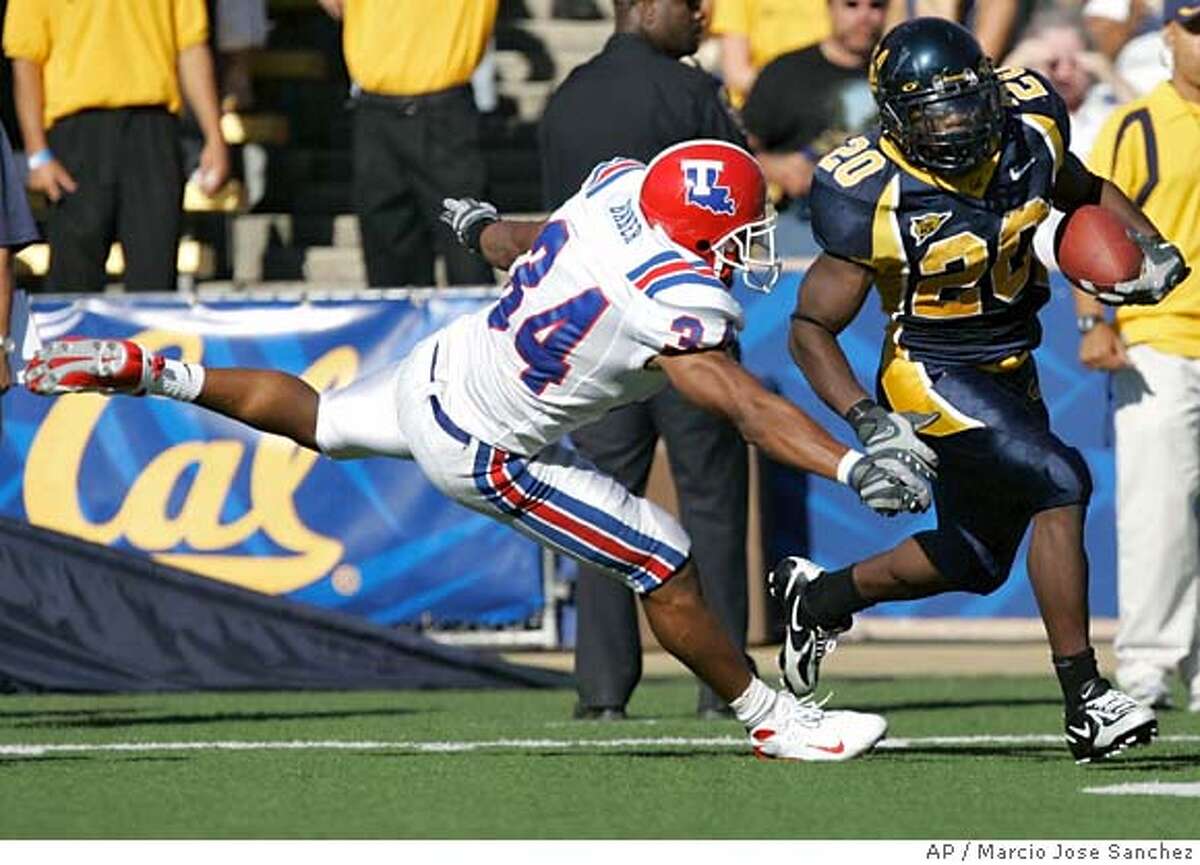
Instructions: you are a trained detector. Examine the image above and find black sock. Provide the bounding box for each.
[1053,647,1103,710]
[803,566,872,629]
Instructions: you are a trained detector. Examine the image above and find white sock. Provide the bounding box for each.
[730,676,778,729]
[149,356,206,402]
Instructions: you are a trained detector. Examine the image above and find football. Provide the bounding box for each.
[1054,205,1143,296]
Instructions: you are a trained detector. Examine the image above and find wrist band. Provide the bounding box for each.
[843,398,878,428]
[463,215,498,255]
[836,449,864,485]
[27,148,53,171]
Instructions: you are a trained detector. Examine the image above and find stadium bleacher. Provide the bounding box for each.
[216,0,614,288]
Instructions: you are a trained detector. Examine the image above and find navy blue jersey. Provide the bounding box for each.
[810,68,1070,365]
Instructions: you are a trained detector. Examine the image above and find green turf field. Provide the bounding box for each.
[1,675,1197,839]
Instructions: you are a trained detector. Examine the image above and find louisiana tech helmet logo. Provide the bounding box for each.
[681,159,736,216]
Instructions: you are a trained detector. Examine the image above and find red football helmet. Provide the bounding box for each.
[639,139,780,292]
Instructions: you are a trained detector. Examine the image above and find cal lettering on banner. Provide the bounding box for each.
[23,329,358,594]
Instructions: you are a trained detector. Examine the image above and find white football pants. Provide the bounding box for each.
[312,333,691,594]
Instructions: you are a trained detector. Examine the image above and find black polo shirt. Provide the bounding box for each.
[538,33,746,209]
[742,45,874,156]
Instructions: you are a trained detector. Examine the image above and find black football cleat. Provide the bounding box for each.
[1065,678,1158,764]
[767,557,850,698]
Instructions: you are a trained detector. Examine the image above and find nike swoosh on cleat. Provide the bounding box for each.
[811,741,845,755]
[795,640,814,678]
[790,600,807,633]
[1067,724,1090,739]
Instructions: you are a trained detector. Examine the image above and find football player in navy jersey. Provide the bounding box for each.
[779,17,1189,762]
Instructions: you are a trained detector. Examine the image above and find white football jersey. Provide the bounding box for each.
[437,159,745,456]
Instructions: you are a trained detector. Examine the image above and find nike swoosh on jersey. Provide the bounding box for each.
[1009,158,1036,181]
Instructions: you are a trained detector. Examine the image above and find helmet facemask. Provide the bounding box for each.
[880,70,1004,176]
[710,207,780,293]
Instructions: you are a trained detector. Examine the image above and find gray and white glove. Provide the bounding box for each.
[439,196,499,254]
[842,449,934,517]
[1095,233,1189,307]
[845,399,939,481]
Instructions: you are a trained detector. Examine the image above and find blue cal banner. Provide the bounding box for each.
[0,295,544,628]
[0,276,1116,627]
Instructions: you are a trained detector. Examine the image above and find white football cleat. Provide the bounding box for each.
[749,690,887,762]
[24,338,159,396]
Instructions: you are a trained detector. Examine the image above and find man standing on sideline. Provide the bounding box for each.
[539,0,751,720]
[317,0,497,288]
[742,0,886,256]
[0,120,39,425]
[1077,0,1200,712]
[4,0,228,293]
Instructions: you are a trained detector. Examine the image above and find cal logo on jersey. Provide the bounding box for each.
[681,159,736,216]
[909,211,951,246]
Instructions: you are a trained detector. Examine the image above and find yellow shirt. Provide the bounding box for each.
[709,0,831,72]
[3,0,208,128]
[343,0,498,97]
[1089,82,1200,358]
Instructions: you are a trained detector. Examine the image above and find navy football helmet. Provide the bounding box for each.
[869,17,1005,176]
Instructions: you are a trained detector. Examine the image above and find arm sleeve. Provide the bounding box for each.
[810,171,876,265]
[621,242,743,355]
[1087,105,1150,199]
[632,293,740,356]
[579,157,645,199]
[1086,107,1121,178]
[1006,67,1072,154]
[1033,69,1072,154]
[174,0,210,50]
[708,0,750,37]
[3,0,50,63]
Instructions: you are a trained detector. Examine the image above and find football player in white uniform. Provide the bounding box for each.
[25,140,932,762]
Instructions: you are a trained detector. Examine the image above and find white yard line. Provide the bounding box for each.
[1083,782,1200,798]
[1,733,1199,757]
